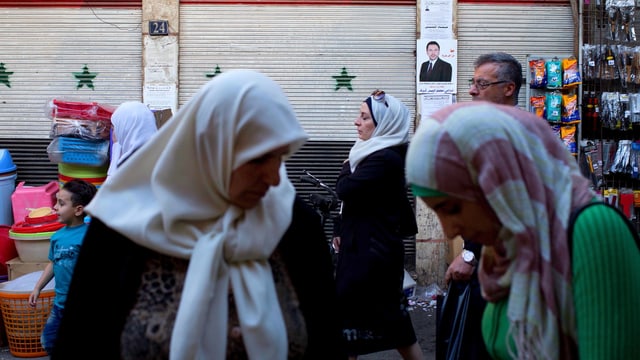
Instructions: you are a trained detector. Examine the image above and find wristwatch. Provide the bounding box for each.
[462,249,478,266]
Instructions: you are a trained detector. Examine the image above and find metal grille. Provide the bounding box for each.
[0,139,58,186]
[286,140,416,266]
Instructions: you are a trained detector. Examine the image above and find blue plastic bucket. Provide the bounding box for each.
[0,149,17,226]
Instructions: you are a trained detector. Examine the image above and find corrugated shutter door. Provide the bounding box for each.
[180,3,417,264]
[0,7,143,139]
[179,4,416,141]
[456,4,575,108]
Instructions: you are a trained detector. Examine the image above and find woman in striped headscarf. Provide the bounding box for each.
[406,102,640,359]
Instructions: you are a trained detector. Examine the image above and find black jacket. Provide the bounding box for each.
[419,58,453,82]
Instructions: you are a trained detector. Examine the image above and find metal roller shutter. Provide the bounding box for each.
[0,7,143,139]
[0,4,142,185]
[456,3,575,108]
[179,4,416,141]
[180,2,417,264]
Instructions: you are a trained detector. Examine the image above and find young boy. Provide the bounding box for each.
[28,179,97,355]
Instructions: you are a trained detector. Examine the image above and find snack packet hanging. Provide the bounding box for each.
[530,96,545,118]
[561,125,577,155]
[546,58,563,89]
[562,57,582,88]
[545,92,562,122]
[562,93,581,123]
[529,59,547,89]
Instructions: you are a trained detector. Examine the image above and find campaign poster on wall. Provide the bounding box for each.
[416,38,457,94]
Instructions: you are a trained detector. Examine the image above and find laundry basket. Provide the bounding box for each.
[0,286,53,357]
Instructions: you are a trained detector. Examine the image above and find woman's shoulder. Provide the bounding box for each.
[571,202,635,238]
[367,143,408,161]
[571,201,639,263]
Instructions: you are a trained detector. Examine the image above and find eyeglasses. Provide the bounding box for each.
[468,79,509,90]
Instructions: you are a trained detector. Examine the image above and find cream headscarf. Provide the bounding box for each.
[406,102,594,359]
[108,101,158,175]
[86,70,308,359]
[348,92,410,172]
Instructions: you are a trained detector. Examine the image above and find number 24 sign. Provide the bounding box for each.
[149,20,169,36]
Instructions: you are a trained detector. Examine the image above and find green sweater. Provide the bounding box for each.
[482,203,640,359]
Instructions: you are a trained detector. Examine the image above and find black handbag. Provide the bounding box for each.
[436,281,470,360]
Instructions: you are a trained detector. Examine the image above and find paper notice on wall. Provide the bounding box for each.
[143,84,177,113]
[420,0,454,39]
[420,94,453,122]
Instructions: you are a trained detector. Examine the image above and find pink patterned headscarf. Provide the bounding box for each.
[406,102,595,359]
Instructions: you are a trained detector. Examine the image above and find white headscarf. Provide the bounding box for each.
[348,93,410,172]
[86,70,308,359]
[107,101,158,176]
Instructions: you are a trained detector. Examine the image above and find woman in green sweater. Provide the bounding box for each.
[405,102,640,359]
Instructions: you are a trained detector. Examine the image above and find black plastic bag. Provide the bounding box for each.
[436,281,470,360]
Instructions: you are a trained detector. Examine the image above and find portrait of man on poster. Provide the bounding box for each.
[419,40,452,82]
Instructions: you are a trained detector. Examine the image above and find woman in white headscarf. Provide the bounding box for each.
[332,90,422,359]
[106,101,158,177]
[53,70,344,359]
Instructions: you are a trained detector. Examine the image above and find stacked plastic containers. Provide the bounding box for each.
[46,99,115,188]
[9,182,62,264]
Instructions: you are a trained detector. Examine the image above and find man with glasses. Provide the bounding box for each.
[419,41,453,82]
[440,52,522,360]
[468,52,523,105]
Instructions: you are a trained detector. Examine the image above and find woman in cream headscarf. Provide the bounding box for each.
[53,70,343,359]
[332,90,422,359]
[406,102,640,359]
[106,101,158,178]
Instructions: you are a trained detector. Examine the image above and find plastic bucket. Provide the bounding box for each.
[0,173,17,227]
[10,181,58,226]
[0,227,17,276]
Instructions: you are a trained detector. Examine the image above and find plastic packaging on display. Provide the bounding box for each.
[47,98,115,122]
[50,117,111,140]
[47,137,110,166]
[47,98,115,140]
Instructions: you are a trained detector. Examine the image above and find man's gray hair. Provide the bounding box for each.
[474,52,523,101]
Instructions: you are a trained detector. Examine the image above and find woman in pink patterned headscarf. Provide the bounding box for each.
[406,102,640,359]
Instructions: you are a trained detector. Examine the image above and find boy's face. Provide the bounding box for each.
[54,189,83,226]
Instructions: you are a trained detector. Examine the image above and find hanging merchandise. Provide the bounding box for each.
[611,139,633,175]
[529,59,547,89]
[530,96,545,118]
[561,126,578,156]
[546,58,563,89]
[562,57,582,88]
[562,93,580,123]
[629,93,640,123]
[545,91,562,122]
[583,1,640,220]
[601,45,619,80]
[526,55,582,157]
[583,44,598,81]
[605,0,636,42]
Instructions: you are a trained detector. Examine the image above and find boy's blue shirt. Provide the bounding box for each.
[48,223,88,308]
